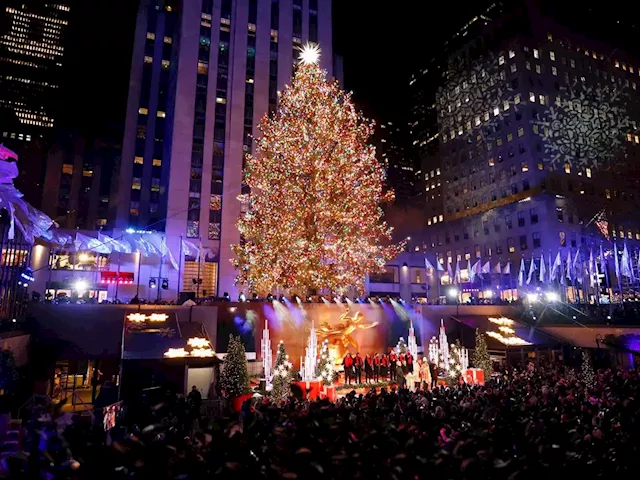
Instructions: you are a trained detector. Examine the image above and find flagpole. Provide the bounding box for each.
[157,235,164,302]
[435,254,441,304]
[602,244,611,303]
[499,263,503,302]
[177,235,184,304]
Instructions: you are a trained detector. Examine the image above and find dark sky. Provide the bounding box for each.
[57,1,481,135]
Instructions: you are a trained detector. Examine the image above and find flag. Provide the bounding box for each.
[589,249,596,287]
[621,243,632,279]
[599,244,606,273]
[539,254,546,283]
[436,255,445,271]
[527,257,537,284]
[472,259,483,282]
[425,257,435,275]
[504,261,511,275]
[566,250,572,281]
[160,236,179,270]
[181,238,201,261]
[481,260,491,275]
[518,258,525,286]
[98,232,132,254]
[550,252,561,280]
[493,262,502,274]
[74,232,111,254]
[614,243,621,282]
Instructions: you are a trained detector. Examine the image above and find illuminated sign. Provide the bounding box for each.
[163,337,215,358]
[127,313,169,323]
[487,317,531,346]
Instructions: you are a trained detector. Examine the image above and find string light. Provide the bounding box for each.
[232,57,403,295]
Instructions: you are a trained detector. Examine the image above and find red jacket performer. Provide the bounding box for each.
[389,350,398,382]
[373,353,381,382]
[354,353,364,384]
[343,353,354,385]
[406,352,414,374]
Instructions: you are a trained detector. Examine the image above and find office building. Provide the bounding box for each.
[378,121,416,204]
[112,0,334,299]
[404,0,640,302]
[0,2,70,139]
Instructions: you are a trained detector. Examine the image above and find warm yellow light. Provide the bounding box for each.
[127,313,147,323]
[78,253,90,262]
[164,348,187,358]
[298,42,321,65]
[486,331,531,346]
[488,317,515,326]
[187,337,210,349]
[148,313,168,322]
[498,326,515,334]
[190,348,215,358]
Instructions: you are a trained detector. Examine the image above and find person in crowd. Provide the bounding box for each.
[406,351,414,374]
[342,352,354,384]
[364,354,373,383]
[429,359,438,389]
[354,352,363,384]
[419,357,431,390]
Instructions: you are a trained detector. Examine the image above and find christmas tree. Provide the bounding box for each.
[581,349,595,389]
[396,337,407,354]
[220,335,250,397]
[231,44,403,296]
[271,341,293,400]
[447,341,464,386]
[472,329,492,379]
[315,339,336,386]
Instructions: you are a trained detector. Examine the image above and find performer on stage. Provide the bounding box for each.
[364,354,373,383]
[406,352,414,374]
[395,361,406,389]
[429,360,437,389]
[399,352,406,374]
[389,349,397,381]
[419,357,431,390]
[354,352,363,384]
[380,353,389,381]
[373,353,380,382]
[343,353,354,384]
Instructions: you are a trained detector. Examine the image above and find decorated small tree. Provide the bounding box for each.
[271,341,293,401]
[447,341,464,386]
[220,335,250,398]
[581,349,595,389]
[315,339,336,386]
[472,329,492,379]
[396,337,407,354]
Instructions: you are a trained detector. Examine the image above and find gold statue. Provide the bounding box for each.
[319,306,378,361]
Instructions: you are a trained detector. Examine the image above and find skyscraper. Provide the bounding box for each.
[116,0,334,298]
[0,2,70,140]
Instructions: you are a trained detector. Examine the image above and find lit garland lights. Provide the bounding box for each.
[231,49,403,296]
[486,316,531,346]
[163,337,215,358]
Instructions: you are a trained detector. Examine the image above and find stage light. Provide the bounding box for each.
[572,315,577,320]
[79,253,90,262]
[267,293,274,301]
[279,295,286,302]
[607,315,611,320]
[149,278,157,289]
[223,292,231,301]
[526,293,538,303]
[74,280,88,293]
[447,287,458,298]
[239,293,247,302]
[307,296,313,302]
[161,278,169,290]
[253,293,259,301]
[545,291,559,302]
[484,289,493,298]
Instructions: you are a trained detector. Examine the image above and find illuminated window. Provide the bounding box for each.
[134,156,144,164]
[474,116,480,126]
[510,63,517,73]
[436,168,441,175]
[132,178,142,190]
[539,95,545,105]
[82,169,93,177]
[551,66,557,76]
[432,216,437,224]
[493,106,500,116]
[216,97,226,104]
[509,49,515,58]
[62,164,73,175]
[533,48,539,59]
[549,51,555,61]
[151,178,161,192]
[488,158,495,167]
[497,138,503,146]
[514,94,521,104]
[570,59,575,68]
[533,124,539,135]
[535,64,541,74]
[197,61,208,74]
[138,107,148,115]
[499,55,505,65]
[564,163,571,174]
[144,56,153,63]
[96,219,107,226]
[439,214,443,222]
[503,101,510,111]
[526,61,531,70]
[586,167,592,178]
[529,92,535,102]
[130,201,139,216]
[163,36,172,44]
[627,133,633,142]
[161,59,170,69]
[157,111,166,118]
[152,158,162,167]
[521,162,528,172]
[615,60,620,68]
[517,126,524,137]
[146,32,155,40]
[606,189,611,199]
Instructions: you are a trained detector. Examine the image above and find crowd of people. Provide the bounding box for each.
[6,358,640,479]
[341,351,438,389]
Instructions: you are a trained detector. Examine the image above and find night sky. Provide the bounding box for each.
[58,1,479,136]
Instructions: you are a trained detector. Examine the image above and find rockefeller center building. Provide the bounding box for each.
[401,1,640,303]
[110,0,334,299]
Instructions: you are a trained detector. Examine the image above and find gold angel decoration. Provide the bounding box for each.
[318,306,378,361]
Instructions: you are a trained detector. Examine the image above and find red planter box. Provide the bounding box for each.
[230,393,253,412]
[465,368,485,385]
[295,380,323,400]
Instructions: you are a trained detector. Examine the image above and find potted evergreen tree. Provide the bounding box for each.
[220,335,251,412]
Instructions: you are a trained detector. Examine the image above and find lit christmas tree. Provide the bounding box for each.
[315,339,337,386]
[220,335,250,398]
[581,349,595,389]
[396,337,407,354]
[271,341,293,401]
[472,329,492,379]
[231,44,403,296]
[447,340,464,386]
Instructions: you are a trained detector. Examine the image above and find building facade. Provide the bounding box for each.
[406,1,640,303]
[112,0,334,300]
